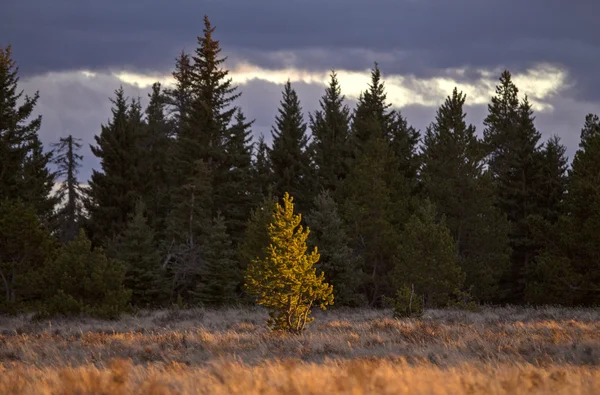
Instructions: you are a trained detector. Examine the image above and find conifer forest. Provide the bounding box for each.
[1,15,599,395]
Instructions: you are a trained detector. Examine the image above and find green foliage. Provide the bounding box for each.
[245,193,333,333]
[527,114,600,306]
[238,194,277,276]
[0,46,56,225]
[0,199,56,310]
[165,160,213,302]
[41,229,131,319]
[422,88,510,302]
[483,71,547,303]
[309,71,352,192]
[392,201,464,308]
[269,81,315,212]
[86,88,144,247]
[384,285,423,318]
[219,109,255,245]
[112,202,164,307]
[306,191,362,306]
[194,214,239,305]
[139,82,173,240]
[338,133,411,306]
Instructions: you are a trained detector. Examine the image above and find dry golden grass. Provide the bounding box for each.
[0,306,598,394]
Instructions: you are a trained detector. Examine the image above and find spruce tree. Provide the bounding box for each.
[245,192,333,333]
[52,135,85,243]
[309,71,352,192]
[174,16,240,215]
[140,83,172,237]
[165,52,194,138]
[421,88,510,302]
[528,114,600,305]
[238,194,277,274]
[165,160,213,301]
[538,135,569,224]
[41,229,131,318]
[306,191,361,306]
[0,46,56,223]
[483,71,545,303]
[351,63,394,147]
[194,213,238,305]
[113,202,164,308]
[0,199,55,310]
[252,134,273,200]
[337,132,411,306]
[219,109,255,245]
[269,81,315,212]
[86,88,143,246]
[392,201,464,308]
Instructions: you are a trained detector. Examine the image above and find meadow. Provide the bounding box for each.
[0,306,599,394]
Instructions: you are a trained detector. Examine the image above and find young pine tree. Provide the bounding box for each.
[306,191,361,306]
[52,135,85,243]
[245,193,333,333]
[269,81,315,212]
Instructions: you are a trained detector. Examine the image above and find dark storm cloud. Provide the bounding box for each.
[3,0,600,100]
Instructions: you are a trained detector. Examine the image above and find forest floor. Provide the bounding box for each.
[0,306,599,394]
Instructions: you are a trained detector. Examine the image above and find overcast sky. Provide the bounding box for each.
[3,1,599,181]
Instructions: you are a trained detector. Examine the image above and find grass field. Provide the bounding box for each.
[1,306,599,394]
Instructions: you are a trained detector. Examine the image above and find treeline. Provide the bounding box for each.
[1,17,599,318]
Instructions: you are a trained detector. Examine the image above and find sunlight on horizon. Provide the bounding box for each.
[111,62,568,112]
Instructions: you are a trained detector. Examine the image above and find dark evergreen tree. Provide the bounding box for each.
[421,88,510,302]
[0,46,56,224]
[165,160,213,302]
[483,71,545,303]
[338,133,411,306]
[52,135,85,243]
[238,194,277,276]
[269,81,314,211]
[392,200,464,308]
[387,112,421,193]
[113,202,164,307]
[219,109,255,245]
[537,135,569,224]
[41,229,131,319]
[528,114,600,305]
[351,63,394,148]
[86,88,143,246]
[165,52,194,138]
[175,16,240,212]
[309,71,352,192]
[0,199,55,310]
[306,191,362,306]
[194,213,238,305]
[140,83,172,237]
[252,134,273,200]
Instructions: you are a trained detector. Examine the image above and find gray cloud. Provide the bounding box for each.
[3,0,600,101]
[21,72,149,181]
